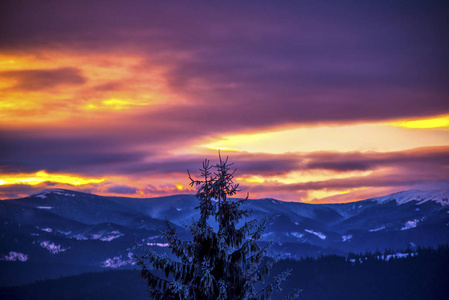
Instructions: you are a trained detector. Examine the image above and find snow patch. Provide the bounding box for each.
[32,189,76,199]
[62,231,124,241]
[91,233,102,240]
[102,252,136,268]
[102,256,128,268]
[89,231,124,241]
[0,251,28,262]
[36,226,53,233]
[383,252,416,261]
[400,219,420,230]
[33,189,65,199]
[54,192,75,197]
[304,229,326,240]
[58,230,72,236]
[100,235,119,242]
[348,252,417,264]
[290,232,304,239]
[73,234,88,240]
[369,226,385,232]
[147,242,170,247]
[36,206,53,210]
[100,232,124,242]
[342,235,352,242]
[40,241,68,254]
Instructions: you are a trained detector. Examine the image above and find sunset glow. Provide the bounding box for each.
[0,171,105,186]
[390,115,449,129]
[1,0,447,202]
[201,123,449,153]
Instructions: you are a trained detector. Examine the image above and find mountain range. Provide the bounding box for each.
[1,188,448,287]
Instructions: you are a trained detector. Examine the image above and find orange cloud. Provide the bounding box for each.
[0,53,171,127]
[0,171,104,186]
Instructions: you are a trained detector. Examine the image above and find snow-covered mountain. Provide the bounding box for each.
[368,189,449,206]
[1,188,448,287]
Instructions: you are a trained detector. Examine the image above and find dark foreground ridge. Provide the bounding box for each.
[1,245,448,300]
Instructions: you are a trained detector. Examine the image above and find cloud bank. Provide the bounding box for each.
[0,0,448,201]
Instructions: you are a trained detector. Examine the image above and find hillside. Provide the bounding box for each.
[1,188,448,287]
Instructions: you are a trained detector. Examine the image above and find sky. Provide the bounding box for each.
[0,0,448,203]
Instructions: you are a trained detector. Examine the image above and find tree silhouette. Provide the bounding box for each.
[136,154,300,299]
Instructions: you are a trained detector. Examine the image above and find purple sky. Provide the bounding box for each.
[0,0,448,202]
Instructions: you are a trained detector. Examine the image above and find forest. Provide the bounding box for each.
[1,245,448,300]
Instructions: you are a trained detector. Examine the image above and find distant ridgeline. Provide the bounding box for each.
[0,188,448,288]
[1,245,448,300]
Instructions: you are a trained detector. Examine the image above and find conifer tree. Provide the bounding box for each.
[136,154,300,299]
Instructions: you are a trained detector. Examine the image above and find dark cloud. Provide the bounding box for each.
[117,147,449,184]
[232,147,449,200]
[0,184,38,199]
[0,67,86,91]
[2,121,448,180]
[121,153,302,176]
[236,148,449,176]
[306,161,372,172]
[0,145,447,200]
[244,175,445,196]
[105,185,138,195]
[0,129,149,175]
[305,148,449,171]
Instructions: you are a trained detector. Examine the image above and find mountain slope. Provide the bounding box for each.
[1,188,448,287]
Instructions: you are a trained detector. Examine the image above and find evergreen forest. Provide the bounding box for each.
[1,245,448,300]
